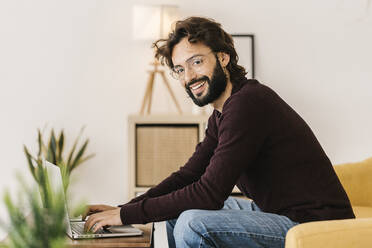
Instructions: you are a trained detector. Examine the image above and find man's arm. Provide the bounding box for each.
[125,112,219,204]
[85,112,219,228]
[120,92,270,224]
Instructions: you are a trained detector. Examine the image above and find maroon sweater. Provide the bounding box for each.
[120,78,355,224]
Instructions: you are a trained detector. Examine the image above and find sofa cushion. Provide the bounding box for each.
[285,217,372,248]
[352,206,372,218]
[334,157,372,207]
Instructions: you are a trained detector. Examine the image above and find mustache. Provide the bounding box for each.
[186,76,209,89]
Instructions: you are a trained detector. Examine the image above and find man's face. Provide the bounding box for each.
[171,38,228,107]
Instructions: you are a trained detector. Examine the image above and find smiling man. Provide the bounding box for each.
[84,17,355,248]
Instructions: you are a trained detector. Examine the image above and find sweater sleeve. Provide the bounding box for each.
[120,93,269,224]
[121,112,219,206]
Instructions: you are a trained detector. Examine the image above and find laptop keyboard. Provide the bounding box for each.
[71,222,107,235]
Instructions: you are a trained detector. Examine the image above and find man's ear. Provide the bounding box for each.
[217,52,230,67]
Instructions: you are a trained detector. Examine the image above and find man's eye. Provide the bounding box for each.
[175,68,184,74]
[192,59,203,65]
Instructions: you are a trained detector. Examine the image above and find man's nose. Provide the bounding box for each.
[184,67,197,85]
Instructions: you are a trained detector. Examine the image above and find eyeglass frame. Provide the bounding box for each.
[169,51,216,80]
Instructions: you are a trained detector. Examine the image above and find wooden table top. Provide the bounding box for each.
[67,223,153,248]
[1,222,153,248]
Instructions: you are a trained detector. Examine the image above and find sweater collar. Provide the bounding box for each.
[231,77,250,95]
[214,77,251,117]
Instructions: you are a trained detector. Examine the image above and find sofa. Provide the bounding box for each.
[285,157,372,248]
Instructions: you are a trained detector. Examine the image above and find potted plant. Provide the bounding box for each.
[24,127,95,190]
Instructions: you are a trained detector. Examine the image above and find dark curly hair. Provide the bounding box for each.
[153,17,247,83]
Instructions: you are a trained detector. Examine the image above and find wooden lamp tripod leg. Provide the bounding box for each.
[147,73,155,115]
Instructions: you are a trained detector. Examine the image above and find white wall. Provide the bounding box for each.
[1,0,372,239]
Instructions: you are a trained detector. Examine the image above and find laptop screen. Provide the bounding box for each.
[44,161,73,237]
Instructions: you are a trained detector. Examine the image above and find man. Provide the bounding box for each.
[84,17,355,248]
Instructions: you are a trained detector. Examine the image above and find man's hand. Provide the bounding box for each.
[84,207,122,233]
[82,204,118,221]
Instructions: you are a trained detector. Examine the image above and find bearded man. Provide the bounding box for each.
[84,17,355,248]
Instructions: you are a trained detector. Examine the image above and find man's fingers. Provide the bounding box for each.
[92,219,109,233]
[82,209,98,221]
[84,213,104,232]
[82,205,106,221]
[84,214,94,231]
[83,208,121,233]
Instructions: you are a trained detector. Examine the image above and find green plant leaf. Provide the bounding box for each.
[2,191,28,248]
[37,129,42,158]
[70,139,89,171]
[1,172,68,248]
[71,153,95,171]
[66,126,85,168]
[38,126,49,160]
[36,163,51,209]
[47,129,57,164]
[23,145,37,182]
[58,162,70,191]
[57,130,64,164]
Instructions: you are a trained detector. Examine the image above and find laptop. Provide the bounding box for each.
[44,161,143,239]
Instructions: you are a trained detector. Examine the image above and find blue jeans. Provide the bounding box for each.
[166,197,299,248]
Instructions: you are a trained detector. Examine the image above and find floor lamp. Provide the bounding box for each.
[139,60,182,115]
[133,4,182,115]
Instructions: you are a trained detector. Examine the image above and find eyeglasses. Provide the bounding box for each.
[170,51,215,80]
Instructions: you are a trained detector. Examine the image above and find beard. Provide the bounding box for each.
[185,60,227,107]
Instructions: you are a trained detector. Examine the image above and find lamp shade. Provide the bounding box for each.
[132,5,179,41]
